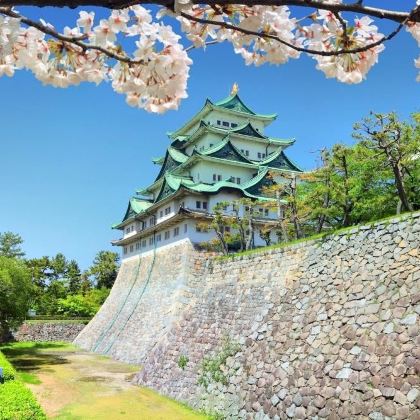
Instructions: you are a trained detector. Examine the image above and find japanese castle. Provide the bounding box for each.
[112,85,303,259]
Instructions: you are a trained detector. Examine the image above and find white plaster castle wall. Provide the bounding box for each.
[190,160,254,184]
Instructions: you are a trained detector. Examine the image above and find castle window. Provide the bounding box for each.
[125,227,130,234]
[130,245,134,252]
[149,237,154,245]
[213,174,216,181]
[136,242,140,250]
[159,210,163,218]
[245,150,249,156]
[231,123,238,128]
[196,201,201,209]
[174,227,179,236]
[236,177,241,184]
[217,175,222,181]
[123,247,127,254]
[143,220,147,229]
[203,202,208,210]
[222,121,229,127]
[209,143,213,147]
[156,233,161,242]
[164,206,171,215]
[184,224,188,233]
[265,209,269,216]
[142,240,146,247]
[164,231,170,240]
[217,120,221,125]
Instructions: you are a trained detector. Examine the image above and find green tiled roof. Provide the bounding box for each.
[213,93,277,119]
[196,136,254,164]
[152,170,276,204]
[260,148,303,172]
[113,197,153,227]
[153,147,189,182]
[172,120,294,151]
[169,94,276,139]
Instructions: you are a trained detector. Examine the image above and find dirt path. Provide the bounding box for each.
[1,342,207,420]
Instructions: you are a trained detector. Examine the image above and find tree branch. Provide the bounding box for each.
[0,0,418,24]
[0,7,144,64]
[180,11,407,57]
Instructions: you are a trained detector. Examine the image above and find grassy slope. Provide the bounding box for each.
[218,210,419,260]
[1,341,208,420]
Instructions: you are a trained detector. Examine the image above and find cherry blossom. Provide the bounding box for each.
[301,13,385,83]
[0,2,418,113]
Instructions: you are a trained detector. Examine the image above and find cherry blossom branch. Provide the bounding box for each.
[180,11,408,57]
[0,1,418,24]
[0,7,145,64]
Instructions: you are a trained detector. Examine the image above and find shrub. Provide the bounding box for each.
[56,288,110,317]
[197,337,240,389]
[0,380,46,419]
[178,355,189,370]
[0,350,16,381]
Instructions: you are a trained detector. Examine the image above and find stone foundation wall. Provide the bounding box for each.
[74,240,209,364]
[136,213,420,419]
[76,213,419,419]
[14,322,85,342]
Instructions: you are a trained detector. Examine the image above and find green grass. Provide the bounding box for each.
[1,341,210,420]
[18,371,42,385]
[217,210,418,261]
[0,341,77,354]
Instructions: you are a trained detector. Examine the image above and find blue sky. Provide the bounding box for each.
[0,2,419,269]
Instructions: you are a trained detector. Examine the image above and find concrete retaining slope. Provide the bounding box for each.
[74,239,203,364]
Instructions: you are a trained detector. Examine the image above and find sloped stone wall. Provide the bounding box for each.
[134,213,420,419]
[74,240,208,364]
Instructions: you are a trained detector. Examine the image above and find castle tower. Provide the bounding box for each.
[112,88,303,258]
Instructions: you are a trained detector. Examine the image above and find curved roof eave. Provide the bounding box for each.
[169,101,213,139]
[112,197,153,229]
[214,93,277,121]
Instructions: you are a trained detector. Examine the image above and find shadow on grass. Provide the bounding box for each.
[0,342,73,373]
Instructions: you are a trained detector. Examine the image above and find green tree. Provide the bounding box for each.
[56,288,110,317]
[0,232,25,259]
[0,256,32,338]
[89,251,120,289]
[353,112,420,213]
[66,260,82,294]
[50,253,67,280]
[25,256,51,289]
